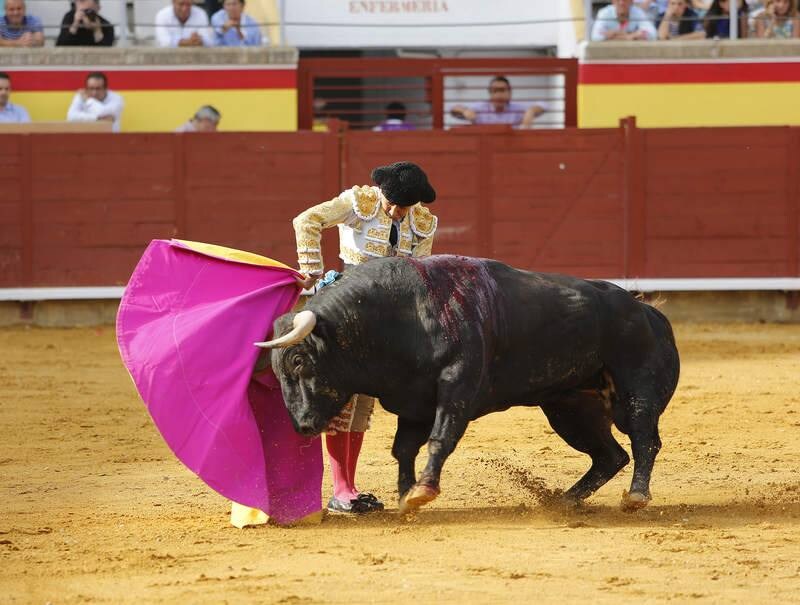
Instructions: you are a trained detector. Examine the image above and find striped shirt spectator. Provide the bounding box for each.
[0,0,43,47]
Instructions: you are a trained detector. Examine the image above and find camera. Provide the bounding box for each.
[84,8,97,18]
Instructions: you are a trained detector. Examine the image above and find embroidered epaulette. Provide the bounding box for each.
[410,205,437,238]
[351,185,381,221]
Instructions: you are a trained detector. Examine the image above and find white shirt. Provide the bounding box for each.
[155,5,213,47]
[590,5,657,41]
[66,90,124,132]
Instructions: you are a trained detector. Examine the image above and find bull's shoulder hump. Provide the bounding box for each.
[351,185,381,220]
[410,205,438,238]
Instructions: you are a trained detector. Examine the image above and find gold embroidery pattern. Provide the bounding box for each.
[293,195,353,275]
[352,185,381,221]
[340,246,369,266]
[297,253,322,264]
[296,239,321,253]
[364,240,390,257]
[410,205,437,238]
[412,235,434,258]
[366,227,390,241]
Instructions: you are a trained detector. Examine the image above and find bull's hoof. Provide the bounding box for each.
[620,489,651,512]
[398,484,440,514]
[559,494,584,510]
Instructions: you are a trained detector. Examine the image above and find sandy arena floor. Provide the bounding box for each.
[1,322,799,604]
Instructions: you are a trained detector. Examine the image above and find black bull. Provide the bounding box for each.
[257,255,680,513]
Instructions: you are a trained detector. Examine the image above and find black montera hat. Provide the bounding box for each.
[371,161,436,207]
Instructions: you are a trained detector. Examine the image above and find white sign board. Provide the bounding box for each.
[282,0,565,49]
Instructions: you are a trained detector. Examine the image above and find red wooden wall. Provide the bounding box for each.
[0,132,341,287]
[639,126,799,277]
[1,121,798,288]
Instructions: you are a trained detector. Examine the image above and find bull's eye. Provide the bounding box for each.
[291,354,304,369]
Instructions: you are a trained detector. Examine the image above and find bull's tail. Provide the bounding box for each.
[642,303,680,409]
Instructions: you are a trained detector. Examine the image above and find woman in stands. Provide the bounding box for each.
[755,0,800,37]
[657,0,706,39]
[704,0,749,37]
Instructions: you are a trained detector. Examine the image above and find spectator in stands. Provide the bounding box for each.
[636,0,668,22]
[0,0,43,47]
[450,76,548,128]
[211,0,262,46]
[658,0,707,38]
[56,0,114,46]
[704,0,749,37]
[754,0,799,37]
[372,101,415,131]
[67,72,124,132]
[0,72,30,123]
[175,105,221,132]
[155,0,213,47]
[638,0,712,18]
[591,0,658,40]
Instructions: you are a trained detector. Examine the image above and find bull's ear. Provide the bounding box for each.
[255,310,316,349]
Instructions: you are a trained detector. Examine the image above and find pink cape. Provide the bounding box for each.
[116,239,323,525]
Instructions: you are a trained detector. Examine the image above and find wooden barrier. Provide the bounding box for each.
[0,132,340,287]
[0,120,798,288]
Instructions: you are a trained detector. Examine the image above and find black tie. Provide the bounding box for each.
[389,223,398,247]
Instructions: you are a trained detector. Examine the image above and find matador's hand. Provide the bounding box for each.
[295,273,318,290]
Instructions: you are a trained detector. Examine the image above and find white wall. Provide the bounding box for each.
[281,0,568,50]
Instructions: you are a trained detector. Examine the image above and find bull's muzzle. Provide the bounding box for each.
[297,424,320,437]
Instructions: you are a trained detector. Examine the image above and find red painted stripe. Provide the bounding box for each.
[7,68,297,91]
[580,62,800,84]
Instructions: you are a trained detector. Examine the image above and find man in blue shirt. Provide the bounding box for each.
[0,0,44,47]
[591,0,658,41]
[211,0,263,46]
[0,72,31,123]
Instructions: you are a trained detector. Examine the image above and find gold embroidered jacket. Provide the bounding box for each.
[293,185,438,275]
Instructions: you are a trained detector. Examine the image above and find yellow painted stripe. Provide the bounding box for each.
[13,89,297,132]
[579,82,800,128]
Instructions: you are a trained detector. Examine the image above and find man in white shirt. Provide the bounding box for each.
[66,71,124,132]
[155,0,213,47]
[591,0,658,41]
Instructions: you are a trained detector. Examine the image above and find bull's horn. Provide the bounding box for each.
[254,310,316,349]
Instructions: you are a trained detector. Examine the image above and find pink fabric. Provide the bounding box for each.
[116,239,323,525]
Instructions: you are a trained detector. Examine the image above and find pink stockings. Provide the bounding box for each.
[325,430,365,502]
